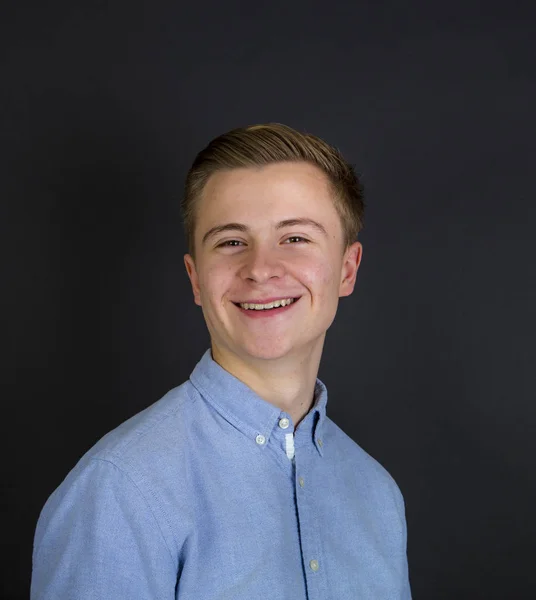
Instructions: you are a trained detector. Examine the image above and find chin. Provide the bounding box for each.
[238,338,295,361]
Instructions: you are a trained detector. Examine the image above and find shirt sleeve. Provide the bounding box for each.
[31,456,177,600]
[391,480,412,600]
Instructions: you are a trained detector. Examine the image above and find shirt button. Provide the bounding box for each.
[317,438,323,447]
[279,418,290,429]
[255,434,266,445]
[298,477,304,488]
[309,559,319,572]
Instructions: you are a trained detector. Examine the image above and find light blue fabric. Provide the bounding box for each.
[31,349,411,599]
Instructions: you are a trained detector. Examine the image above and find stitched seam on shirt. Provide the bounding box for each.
[92,457,178,564]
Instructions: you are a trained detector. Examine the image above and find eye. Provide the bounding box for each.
[285,236,310,244]
[217,240,244,247]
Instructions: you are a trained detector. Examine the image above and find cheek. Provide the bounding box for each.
[296,256,337,293]
[200,264,234,303]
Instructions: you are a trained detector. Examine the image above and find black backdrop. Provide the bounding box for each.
[2,1,535,598]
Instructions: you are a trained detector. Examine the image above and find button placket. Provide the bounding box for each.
[293,443,326,595]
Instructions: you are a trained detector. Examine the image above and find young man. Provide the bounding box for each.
[31,123,411,599]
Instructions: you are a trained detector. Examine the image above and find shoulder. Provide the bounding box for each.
[323,416,405,502]
[35,381,201,557]
[47,379,201,502]
[85,379,198,465]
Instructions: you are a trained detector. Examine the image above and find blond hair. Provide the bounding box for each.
[182,123,364,258]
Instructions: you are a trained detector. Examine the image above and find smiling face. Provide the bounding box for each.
[184,161,362,364]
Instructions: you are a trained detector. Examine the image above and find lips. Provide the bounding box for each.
[233,296,301,317]
[233,296,301,305]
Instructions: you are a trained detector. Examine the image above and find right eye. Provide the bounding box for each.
[217,240,244,247]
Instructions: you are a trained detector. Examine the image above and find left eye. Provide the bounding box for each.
[285,236,309,244]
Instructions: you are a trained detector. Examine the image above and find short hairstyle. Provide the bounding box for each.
[181,123,364,258]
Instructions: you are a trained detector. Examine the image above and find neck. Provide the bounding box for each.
[211,339,325,430]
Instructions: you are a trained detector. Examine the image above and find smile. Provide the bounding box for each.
[233,297,301,316]
[237,298,297,310]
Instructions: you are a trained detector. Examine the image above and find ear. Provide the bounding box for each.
[339,241,363,297]
[184,254,202,306]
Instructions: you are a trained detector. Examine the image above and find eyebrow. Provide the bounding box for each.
[201,218,328,246]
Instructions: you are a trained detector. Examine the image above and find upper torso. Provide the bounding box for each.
[32,349,411,600]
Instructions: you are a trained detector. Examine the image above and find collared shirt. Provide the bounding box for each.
[31,349,411,599]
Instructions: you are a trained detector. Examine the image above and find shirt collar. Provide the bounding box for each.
[189,349,327,456]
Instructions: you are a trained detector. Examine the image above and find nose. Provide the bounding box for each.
[239,245,284,283]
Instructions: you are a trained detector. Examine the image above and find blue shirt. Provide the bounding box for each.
[31,349,411,599]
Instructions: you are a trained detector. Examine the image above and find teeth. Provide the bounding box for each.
[239,298,295,310]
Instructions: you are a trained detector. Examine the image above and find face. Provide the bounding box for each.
[184,161,362,363]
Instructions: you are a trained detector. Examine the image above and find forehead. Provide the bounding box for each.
[198,162,338,224]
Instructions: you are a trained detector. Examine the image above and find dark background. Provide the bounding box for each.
[2,1,535,598]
